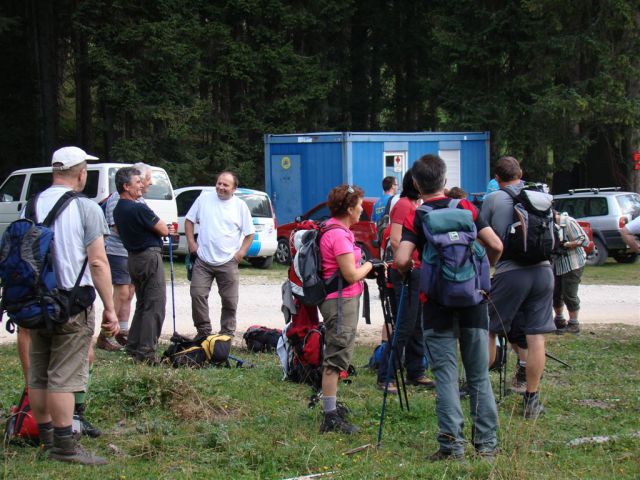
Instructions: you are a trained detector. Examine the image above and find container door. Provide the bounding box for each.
[383,151,406,191]
[270,154,301,224]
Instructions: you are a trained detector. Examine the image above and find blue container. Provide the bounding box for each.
[264,131,490,224]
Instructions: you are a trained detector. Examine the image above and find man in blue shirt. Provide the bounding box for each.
[371,176,398,223]
[113,167,173,364]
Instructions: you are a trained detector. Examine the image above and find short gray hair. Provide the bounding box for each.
[132,162,152,177]
[115,167,141,194]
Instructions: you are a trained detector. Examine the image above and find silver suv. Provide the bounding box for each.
[554,188,640,265]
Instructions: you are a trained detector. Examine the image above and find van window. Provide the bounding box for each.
[0,174,25,202]
[176,190,202,216]
[616,194,640,216]
[26,171,99,199]
[145,170,174,200]
[236,192,271,218]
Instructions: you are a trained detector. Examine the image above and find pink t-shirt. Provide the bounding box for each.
[319,218,363,299]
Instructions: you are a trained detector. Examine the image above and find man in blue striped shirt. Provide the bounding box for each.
[552,211,590,334]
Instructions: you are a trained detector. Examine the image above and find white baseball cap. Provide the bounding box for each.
[51,146,99,170]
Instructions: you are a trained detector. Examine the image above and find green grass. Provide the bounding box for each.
[2,326,639,478]
[581,258,640,285]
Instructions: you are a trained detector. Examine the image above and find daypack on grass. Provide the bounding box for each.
[500,187,558,264]
[243,325,281,352]
[289,221,345,306]
[163,333,232,368]
[4,389,39,444]
[0,191,91,332]
[418,199,491,308]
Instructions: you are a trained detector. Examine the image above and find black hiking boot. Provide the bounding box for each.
[38,427,54,451]
[510,364,527,394]
[335,401,351,420]
[320,410,359,434]
[74,404,101,438]
[523,393,545,419]
[428,449,466,463]
[49,434,107,465]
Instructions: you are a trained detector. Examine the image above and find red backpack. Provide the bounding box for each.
[4,388,39,444]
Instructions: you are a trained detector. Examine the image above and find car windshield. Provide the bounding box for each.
[616,194,640,217]
[108,167,173,200]
[236,192,272,218]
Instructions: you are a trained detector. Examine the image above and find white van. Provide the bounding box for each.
[0,163,178,236]
[174,186,277,268]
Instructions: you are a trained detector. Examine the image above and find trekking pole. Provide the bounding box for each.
[376,274,408,411]
[377,277,409,448]
[545,351,571,368]
[168,233,177,335]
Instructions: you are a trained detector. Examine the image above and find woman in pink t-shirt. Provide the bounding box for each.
[317,184,380,435]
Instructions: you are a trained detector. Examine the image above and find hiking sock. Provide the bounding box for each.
[518,360,526,369]
[524,391,538,401]
[54,425,73,438]
[322,396,337,413]
[38,421,54,432]
[119,321,129,331]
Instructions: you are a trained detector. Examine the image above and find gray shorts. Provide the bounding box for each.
[489,266,555,336]
[108,254,131,285]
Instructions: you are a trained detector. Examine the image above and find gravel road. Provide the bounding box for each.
[1,278,638,346]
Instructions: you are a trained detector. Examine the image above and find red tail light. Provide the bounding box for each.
[619,216,628,229]
[171,222,179,242]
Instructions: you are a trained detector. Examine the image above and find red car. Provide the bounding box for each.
[275,198,379,264]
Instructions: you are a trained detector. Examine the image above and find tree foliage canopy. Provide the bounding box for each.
[1,0,638,189]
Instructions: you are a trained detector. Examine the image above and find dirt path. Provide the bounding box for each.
[1,278,638,346]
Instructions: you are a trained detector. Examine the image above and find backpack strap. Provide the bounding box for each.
[499,187,518,202]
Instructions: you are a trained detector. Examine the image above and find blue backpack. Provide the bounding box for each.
[0,191,89,332]
[418,199,490,308]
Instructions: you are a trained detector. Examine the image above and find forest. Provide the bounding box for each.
[1,0,639,192]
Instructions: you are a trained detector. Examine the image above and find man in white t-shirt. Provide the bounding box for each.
[621,216,640,253]
[185,171,255,337]
[27,146,118,465]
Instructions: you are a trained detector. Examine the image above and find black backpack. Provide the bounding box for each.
[162,333,232,368]
[500,187,558,264]
[243,325,281,352]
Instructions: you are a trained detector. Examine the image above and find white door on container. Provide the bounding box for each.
[439,149,461,189]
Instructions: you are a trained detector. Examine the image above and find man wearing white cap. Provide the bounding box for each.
[23,146,118,465]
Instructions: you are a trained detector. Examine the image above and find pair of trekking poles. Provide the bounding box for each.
[375,270,411,448]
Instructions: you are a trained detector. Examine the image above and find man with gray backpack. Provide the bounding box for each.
[480,156,557,420]
[396,154,503,462]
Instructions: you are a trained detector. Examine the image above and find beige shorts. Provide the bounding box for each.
[319,295,360,372]
[28,307,95,393]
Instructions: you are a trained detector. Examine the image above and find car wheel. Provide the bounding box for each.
[357,243,372,262]
[275,238,291,264]
[586,237,608,266]
[614,253,639,264]
[248,256,274,269]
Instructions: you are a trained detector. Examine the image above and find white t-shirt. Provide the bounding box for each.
[185,191,255,266]
[626,216,640,235]
[33,186,109,289]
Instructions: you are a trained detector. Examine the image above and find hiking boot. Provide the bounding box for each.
[476,448,499,463]
[320,410,359,435]
[564,322,580,334]
[428,449,465,463]
[510,364,527,394]
[554,316,567,334]
[115,330,129,347]
[523,393,545,419]
[49,434,107,465]
[377,381,398,395]
[74,413,101,438]
[407,375,436,389]
[335,401,351,420]
[38,428,54,451]
[459,381,470,398]
[96,334,122,352]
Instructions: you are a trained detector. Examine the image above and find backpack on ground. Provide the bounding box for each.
[418,199,491,308]
[4,388,39,444]
[163,333,232,368]
[0,191,92,333]
[500,186,558,264]
[289,221,345,306]
[243,325,281,352]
